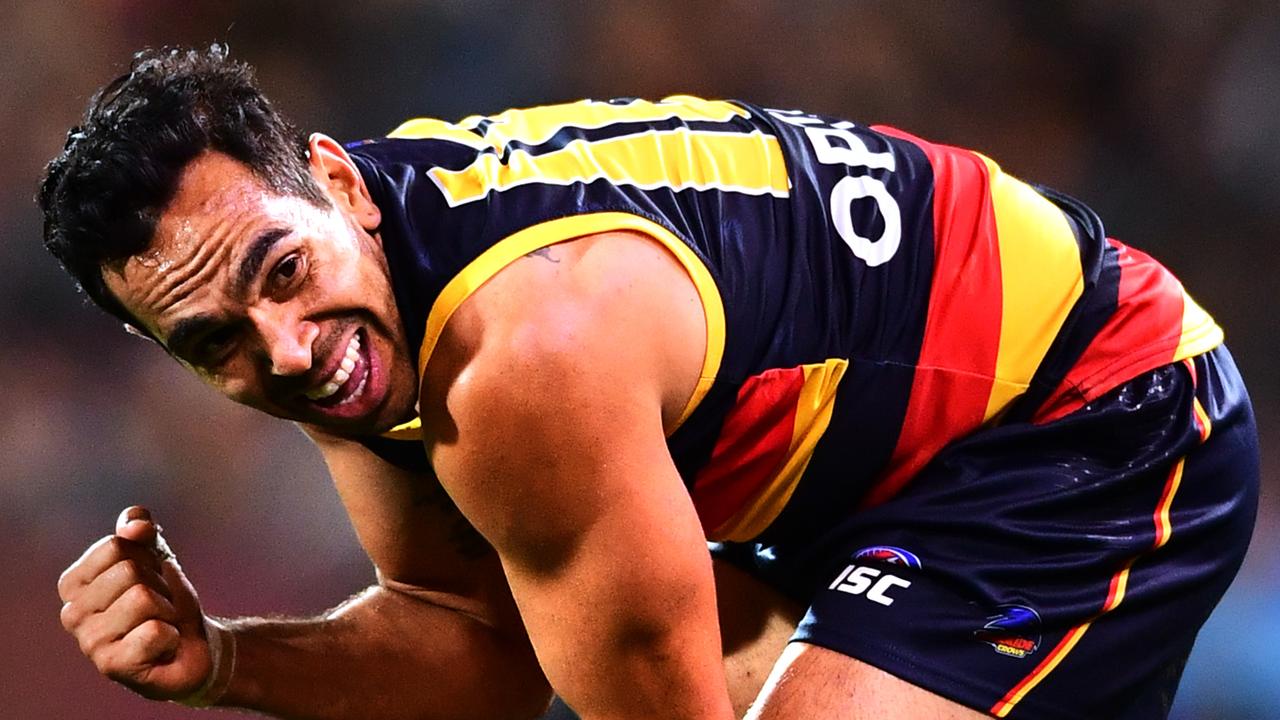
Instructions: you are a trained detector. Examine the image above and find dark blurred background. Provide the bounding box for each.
[3,1,1276,718]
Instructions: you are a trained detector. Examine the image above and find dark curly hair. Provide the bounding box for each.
[38,44,327,329]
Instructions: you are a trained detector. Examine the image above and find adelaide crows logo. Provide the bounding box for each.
[975,605,1042,659]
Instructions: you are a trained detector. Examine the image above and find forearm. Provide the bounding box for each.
[546,576,731,720]
[510,526,734,720]
[214,585,551,720]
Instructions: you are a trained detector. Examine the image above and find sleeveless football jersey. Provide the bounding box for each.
[347,96,1222,545]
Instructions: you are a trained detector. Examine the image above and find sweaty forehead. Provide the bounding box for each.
[153,152,277,251]
[102,152,300,334]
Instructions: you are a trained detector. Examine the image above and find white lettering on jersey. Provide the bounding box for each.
[828,564,913,606]
[768,110,903,267]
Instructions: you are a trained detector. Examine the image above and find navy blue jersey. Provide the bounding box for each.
[347,96,1221,544]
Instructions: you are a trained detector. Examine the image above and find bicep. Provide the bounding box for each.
[421,230,710,566]
[423,268,700,574]
[435,351,694,577]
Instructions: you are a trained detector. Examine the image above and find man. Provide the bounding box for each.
[46,45,1257,719]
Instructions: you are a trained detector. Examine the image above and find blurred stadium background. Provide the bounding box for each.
[2,2,1276,717]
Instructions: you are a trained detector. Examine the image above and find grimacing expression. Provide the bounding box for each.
[102,136,418,434]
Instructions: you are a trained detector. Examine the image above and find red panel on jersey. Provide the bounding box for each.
[861,128,1004,509]
[689,366,804,534]
[1033,240,1186,423]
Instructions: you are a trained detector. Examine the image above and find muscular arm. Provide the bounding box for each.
[422,232,734,720]
[214,429,551,720]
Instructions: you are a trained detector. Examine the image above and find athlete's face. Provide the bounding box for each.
[102,137,418,435]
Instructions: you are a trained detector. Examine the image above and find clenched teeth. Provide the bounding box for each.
[305,334,362,400]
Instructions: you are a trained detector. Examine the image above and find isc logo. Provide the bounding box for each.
[828,565,912,606]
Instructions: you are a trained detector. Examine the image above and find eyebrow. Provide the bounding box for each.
[164,313,220,358]
[232,227,291,298]
[162,227,290,358]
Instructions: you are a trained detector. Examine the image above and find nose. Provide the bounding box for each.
[248,306,319,376]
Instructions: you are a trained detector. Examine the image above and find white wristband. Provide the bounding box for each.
[177,617,237,708]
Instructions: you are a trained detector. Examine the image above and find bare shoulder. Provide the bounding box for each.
[426,229,709,434]
[413,229,718,584]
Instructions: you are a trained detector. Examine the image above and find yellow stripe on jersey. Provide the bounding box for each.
[713,358,848,542]
[992,623,1093,717]
[1191,394,1213,443]
[387,118,495,150]
[992,454,1191,717]
[381,416,423,440]
[454,96,750,146]
[1174,291,1224,361]
[994,425,1203,717]
[978,155,1085,422]
[1154,458,1187,550]
[415,212,726,432]
[390,96,749,154]
[426,128,790,207]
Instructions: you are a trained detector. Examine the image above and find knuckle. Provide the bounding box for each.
[121,582,158,608]
[123,620,175,664]
[111,559,142,586]
[133,618,168,645]
[59,601,82,631]
[81,627,110,662]
[120,583,177,624]
[55,567,75,600]
[59,536,121,599]
[123,623,156,654]
[91,644,122,676]
[105,536,129,556]
[90,651,109,674]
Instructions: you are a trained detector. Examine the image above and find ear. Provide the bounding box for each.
[307,133,382,232]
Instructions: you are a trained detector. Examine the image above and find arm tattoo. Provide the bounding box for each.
[526,246,560,263]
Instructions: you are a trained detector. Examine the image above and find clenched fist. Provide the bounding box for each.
[57,506,227,703]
